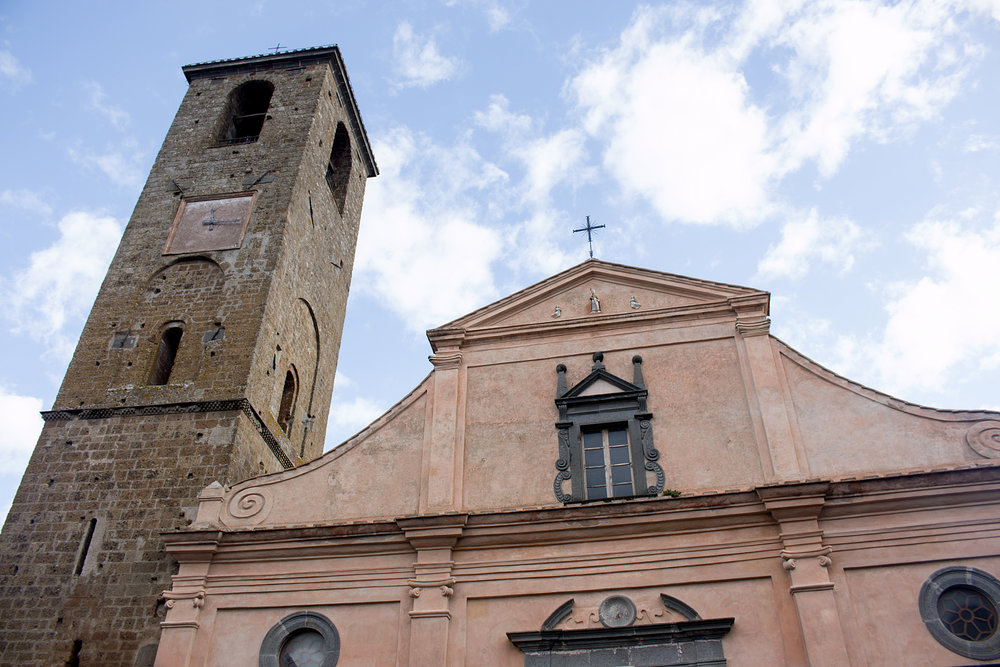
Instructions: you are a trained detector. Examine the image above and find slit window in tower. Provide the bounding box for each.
[277,368,298,434]
[149,327,183,385]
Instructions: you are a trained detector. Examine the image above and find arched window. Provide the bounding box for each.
[218,80,274,144]
[149,326,183,385]
[259,611,340,667]
[277,367,298,435]
[325,123,352,213]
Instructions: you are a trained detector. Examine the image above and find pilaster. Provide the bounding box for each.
[154,533,220,667]
[733,297,804,480]
[422,340,464,512]
[758,483,850,667]
[398,515,467,666]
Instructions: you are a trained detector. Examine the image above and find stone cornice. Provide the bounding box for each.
[162,464,1000,555]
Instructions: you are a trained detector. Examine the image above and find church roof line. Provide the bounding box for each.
[433,258,765,330]
[427,258,769,351]
[774,336,1000,421]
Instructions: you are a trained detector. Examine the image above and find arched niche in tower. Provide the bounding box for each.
[133,258,225,387]
[269,299,321,456]
[325,122,352,214]
[217,80,274,145]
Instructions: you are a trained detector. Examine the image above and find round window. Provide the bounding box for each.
[280,630,326,667]
[919,566,1000,660]
[937,586,998,642]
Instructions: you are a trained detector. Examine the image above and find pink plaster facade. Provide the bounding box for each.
[156,260,1000,666]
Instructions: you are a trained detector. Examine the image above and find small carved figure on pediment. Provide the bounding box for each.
[589,289,601,313]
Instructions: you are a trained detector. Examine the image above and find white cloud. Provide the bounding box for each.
[0,388,43,471]
[4,211,122,360]
[0,189,52,216]
[84,81,130,128]
[506,209,578,276]
[515,128,590,206]
[333,370,355,390]
[571,9,777,225]
[68,141,145,188]
[443,0,511,31]
[757,209,873,279]
[472,95,587,272]
[474,94,532,135]
[484,5,511,31]
[965,134,1000,153]
[355,127,503,332]
[823,209,1000,398]
[869,213,1000,392]
[774,0,971,176]
[392,22,460,89]
[327,396,386,445]
[0,49,30,90]
[569,1,986,226]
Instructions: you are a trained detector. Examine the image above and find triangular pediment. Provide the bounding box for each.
[432,259,767,335]
[563,368,642,399]
[576,378,624,397]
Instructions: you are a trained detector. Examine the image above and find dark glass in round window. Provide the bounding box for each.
[279,629,326,667]
[937,586,999,642]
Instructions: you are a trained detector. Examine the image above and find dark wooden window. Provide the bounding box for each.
[277,368,297,434]
[149,327,183,385]
[326,123,352,213]
[582,425,634,500]
[218,81,274,145]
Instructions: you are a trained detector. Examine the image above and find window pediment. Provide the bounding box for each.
[553,352,663,503]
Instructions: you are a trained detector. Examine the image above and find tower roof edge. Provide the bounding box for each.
[182,45,378,177]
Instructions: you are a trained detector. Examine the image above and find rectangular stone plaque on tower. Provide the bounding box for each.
[164,192,255,254]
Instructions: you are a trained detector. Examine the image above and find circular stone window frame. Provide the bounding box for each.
[919,566,1000,661]
[259,610,340,667]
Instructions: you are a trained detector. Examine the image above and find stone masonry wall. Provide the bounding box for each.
[0,412,244,665]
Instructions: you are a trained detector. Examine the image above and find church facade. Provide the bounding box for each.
[157,259,1000,666]
[1,45,998,666]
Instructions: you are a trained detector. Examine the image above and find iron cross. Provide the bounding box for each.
[573,216,606,259]
[201,208,242,231]
[270,43,285,54]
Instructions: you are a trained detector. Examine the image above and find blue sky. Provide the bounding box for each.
[2,1,1000,521]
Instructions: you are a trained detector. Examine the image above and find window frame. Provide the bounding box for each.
[919,566,1000,660]
[554,354,664,504]
[259,611,339,667]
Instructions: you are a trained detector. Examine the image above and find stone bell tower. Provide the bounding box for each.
[0,46,376,666]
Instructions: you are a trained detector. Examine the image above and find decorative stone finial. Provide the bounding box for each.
[632,355,645,388]
[592,352,605,371]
